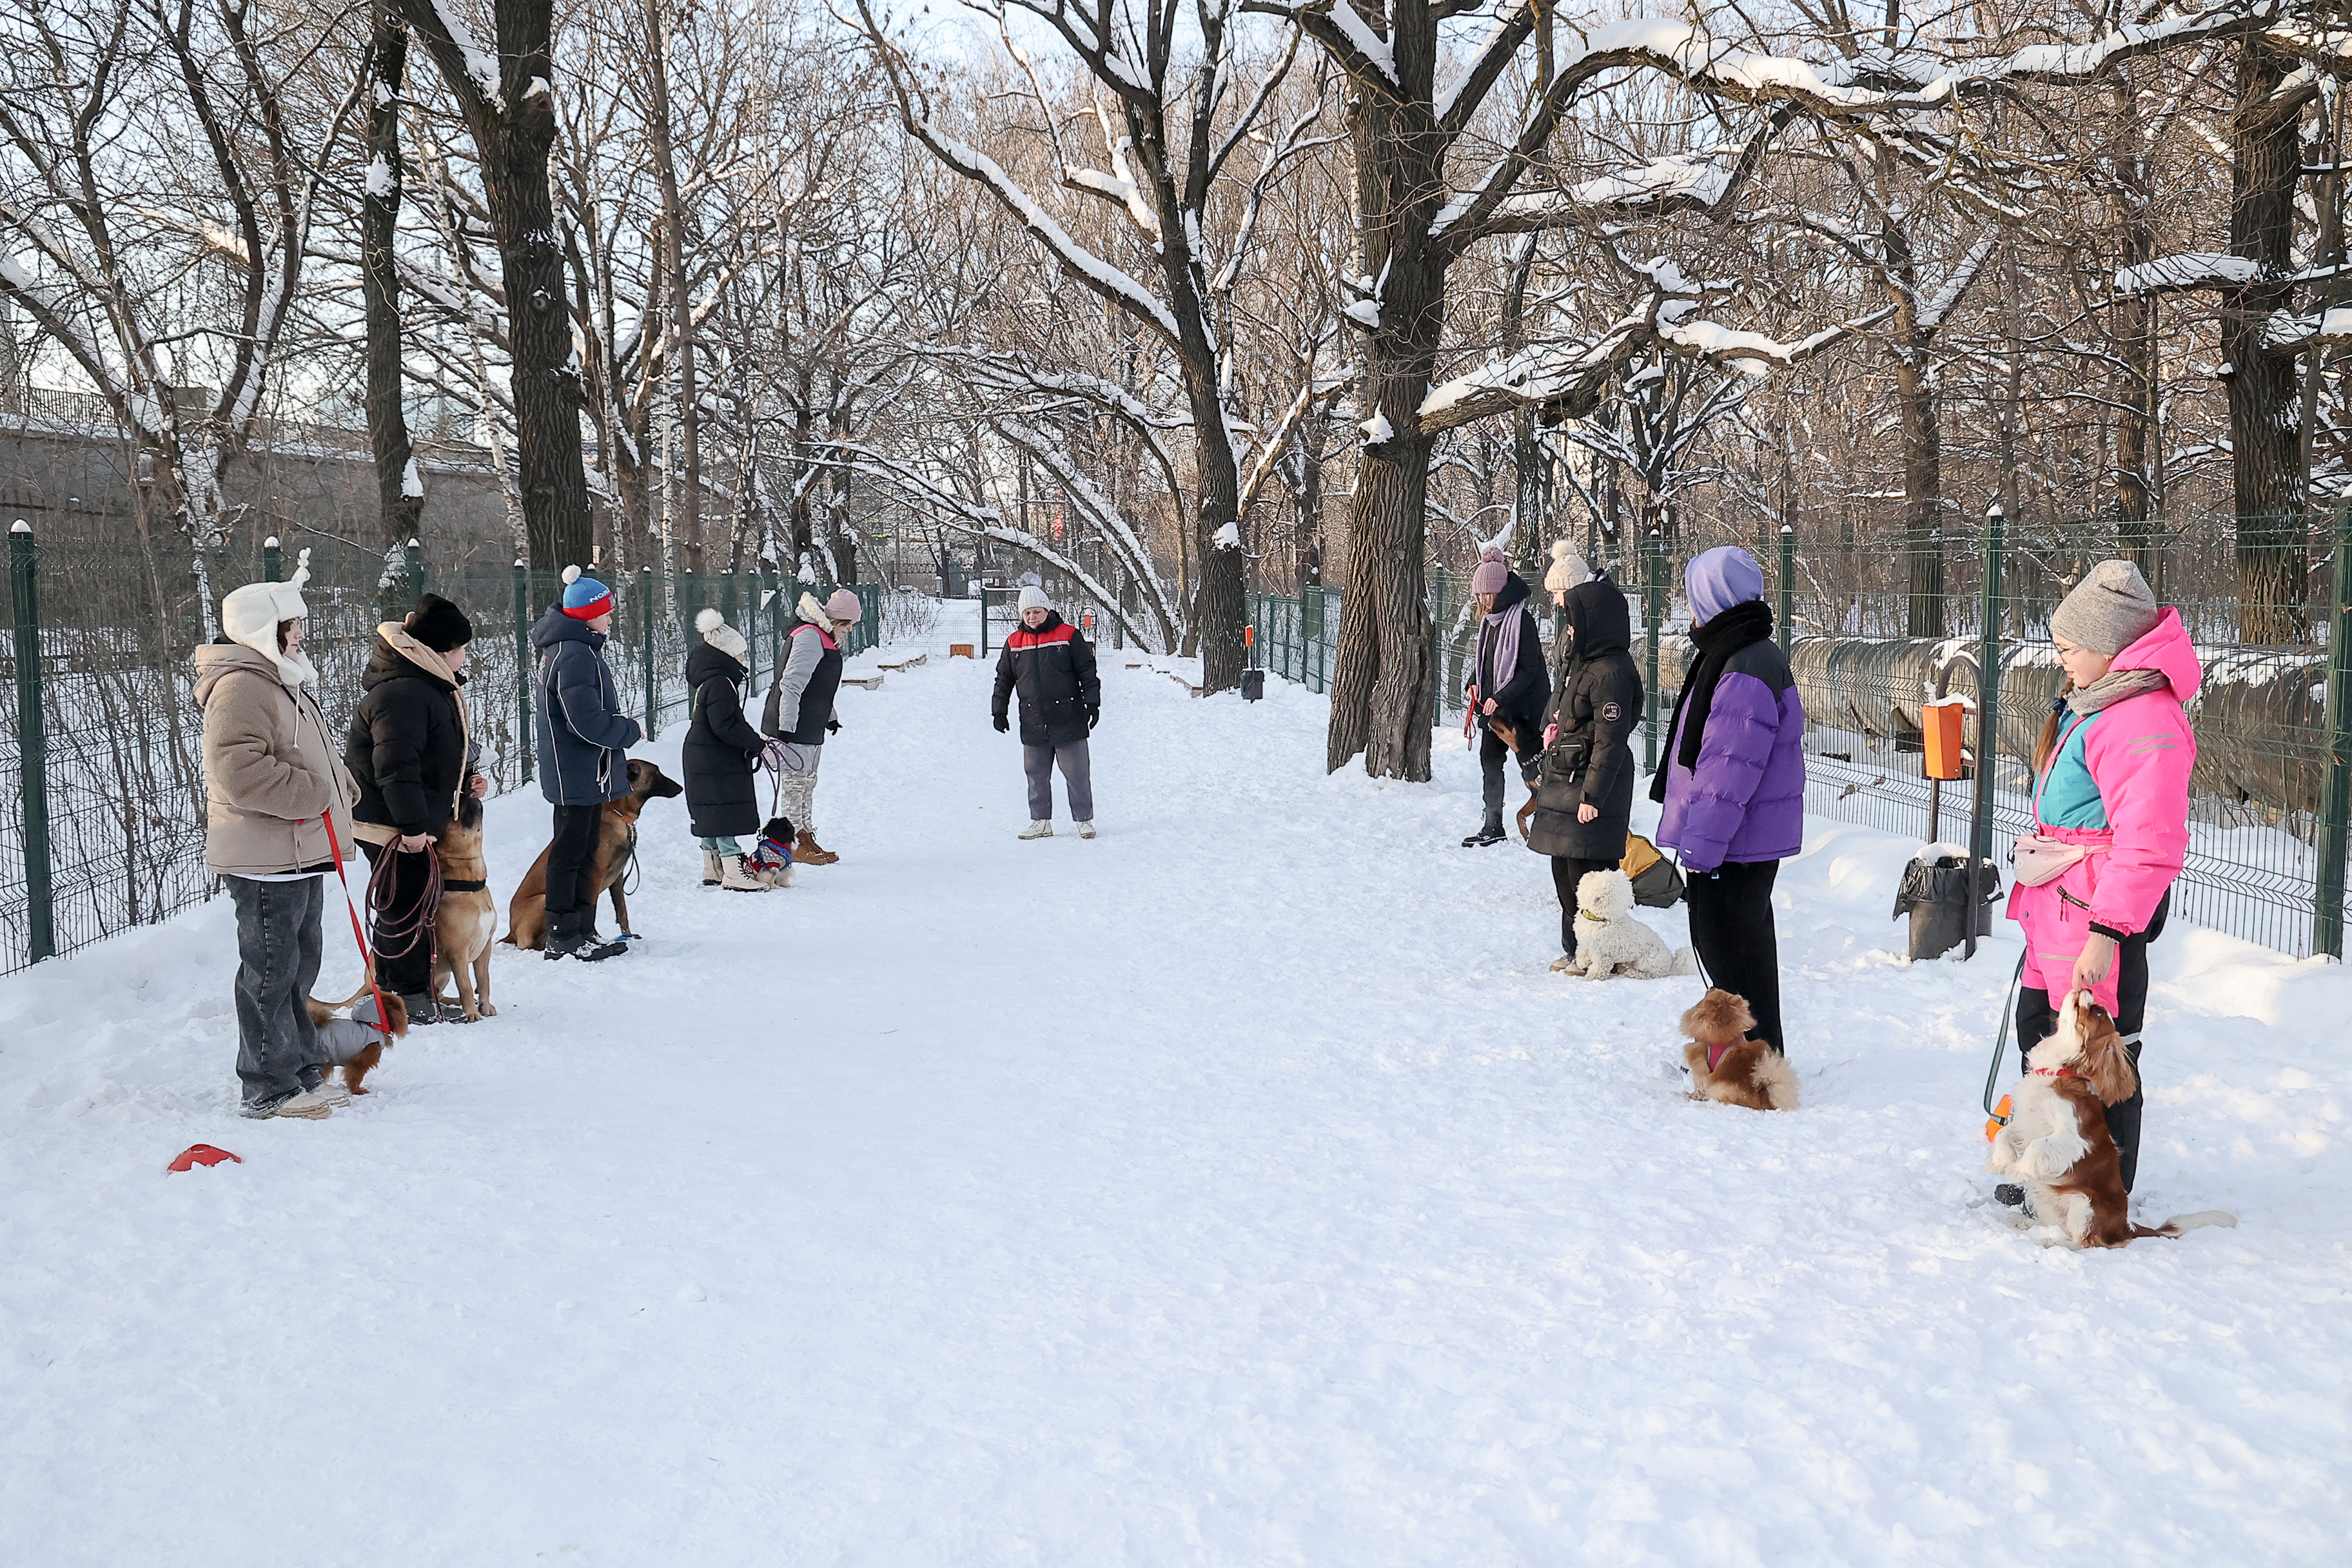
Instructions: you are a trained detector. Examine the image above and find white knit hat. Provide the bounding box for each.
[1017,585,1052,613]
[695,606,747,660]
[1543,540,1591,594]
[219,548,317,687]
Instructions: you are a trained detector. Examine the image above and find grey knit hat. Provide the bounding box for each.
[2050,560,2161,656]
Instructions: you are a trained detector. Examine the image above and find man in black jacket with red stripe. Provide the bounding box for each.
[992,585,1101,839]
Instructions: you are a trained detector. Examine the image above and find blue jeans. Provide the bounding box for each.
[227,875,326,1109]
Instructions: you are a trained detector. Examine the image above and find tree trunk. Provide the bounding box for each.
[2111,73,2161,584]
[2224,34,2311,643]
[400,0,594,570]
[1883,207,1945,638]
[362,5,422,613]
[643,0,700,571]
[1326,12,1445,780]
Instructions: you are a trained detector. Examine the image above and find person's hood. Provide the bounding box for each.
[796,591,831,627]
[1685,545,1765,626]
[532,603,605,651]
[191,640,289,707]
[2106,605,2202,704]
[1484,571,1530,617]
[1560,578,1632,659]
[361,622,461,694]
[685,640,745,689]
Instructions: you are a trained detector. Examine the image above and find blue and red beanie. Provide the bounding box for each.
[560,564,614,620]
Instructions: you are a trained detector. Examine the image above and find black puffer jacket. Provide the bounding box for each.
[345,628,467,839]
[992,612,1101,745]
[682,642,765,839]
[1527,577,1643,861]
[1470,571,1549,732]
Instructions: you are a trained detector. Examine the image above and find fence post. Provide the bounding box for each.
[1643,529,1663,774]
[2315,503,2352,959]
[1965,504,2005,960]
[513,560,533,785]
[263,534,282,583]
[640,566,656,735]
[10,520,54,962]
[406,536,424,599]
[1778,524,1794,655]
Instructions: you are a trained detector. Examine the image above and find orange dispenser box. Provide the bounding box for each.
[1922,696,1968,781]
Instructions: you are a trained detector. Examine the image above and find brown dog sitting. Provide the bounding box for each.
[1681,989,1799,1110]
[500,758,682,950]
[304,986,410,1095]
[431,795,498,1021]
[1986,991,2235,1248]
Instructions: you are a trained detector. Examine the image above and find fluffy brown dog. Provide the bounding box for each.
[1488,716,1542,840]
[1681,989,1799,1110]
[1986,992,2235,1248]
[304,985,410,1095]
[430,796,498,1021]
[500,759,682,950]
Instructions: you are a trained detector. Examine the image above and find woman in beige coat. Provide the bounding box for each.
[191,553,358,1119]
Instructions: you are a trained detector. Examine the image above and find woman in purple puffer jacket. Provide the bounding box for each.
[1649,545,1807,1055]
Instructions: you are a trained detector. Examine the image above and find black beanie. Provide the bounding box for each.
[405,593,473,653]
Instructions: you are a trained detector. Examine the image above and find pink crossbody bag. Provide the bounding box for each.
[2010,834,2108,887]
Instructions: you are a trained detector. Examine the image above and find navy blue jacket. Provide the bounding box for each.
[533,607,643,804]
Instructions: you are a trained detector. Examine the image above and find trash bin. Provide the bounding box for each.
[1892,849,2003,961]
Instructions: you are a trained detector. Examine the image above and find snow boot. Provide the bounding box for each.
[546,930,628,962]
[720,855,768,892]
[302,1072,353,1108]
[1075,820,1097,839]
[1462,810,1505,848]
[1549,954,1579,973]
[795,829,839,866]
[397,990,442,1026]
[701,849,723,887]
[1019,819,1054,840]
[242,1088,333,1121]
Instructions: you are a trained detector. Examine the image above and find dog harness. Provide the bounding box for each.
[1705,1040,1735,1072]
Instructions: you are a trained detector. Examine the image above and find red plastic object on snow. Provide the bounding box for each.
[167,1144,243,1173]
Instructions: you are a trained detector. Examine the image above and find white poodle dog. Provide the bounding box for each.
[1560,868,1694,980]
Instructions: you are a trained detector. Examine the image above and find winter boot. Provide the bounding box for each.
[1019,819,1054,840]
[1075,820,1097,839]
[546,929,628,962]
[794,829,839,866]
[701,849,724,887]
[301,1070,353,1108]
[397,991,442,1026]
[1462,810,1506,848]
[720,855,768,892]
[242,1088,333,1120]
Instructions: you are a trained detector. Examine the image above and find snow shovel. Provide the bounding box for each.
[1241,624,1264,701]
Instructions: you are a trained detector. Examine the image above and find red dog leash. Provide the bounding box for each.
[319,812,394,1041]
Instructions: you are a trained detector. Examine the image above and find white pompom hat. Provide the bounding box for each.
[1544,540,1591,594]
[695,606,747,660]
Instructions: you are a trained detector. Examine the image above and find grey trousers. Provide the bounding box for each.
[1024,740,1093,821]
[772,741,822,836]
[226,874,326,1108]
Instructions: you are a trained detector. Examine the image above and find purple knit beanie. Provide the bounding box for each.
[1470,546,1509,595]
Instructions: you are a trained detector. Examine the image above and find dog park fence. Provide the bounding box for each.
[1248,511,2352,963]
[0,523,880,974]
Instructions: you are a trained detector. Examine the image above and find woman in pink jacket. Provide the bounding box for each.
[2003,560,2198,1198]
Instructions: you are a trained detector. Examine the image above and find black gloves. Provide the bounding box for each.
[1085,703,1101,732]
[826,716,841,735]
[993,714,1010,733]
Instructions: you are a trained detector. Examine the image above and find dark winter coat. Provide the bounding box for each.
[761,620,843,747]
[345,627,468,839]
[532,606,643,805]
[1471,571,1548,732]
[682,642,765,838]
[1527,579,1643,861]
[1654,625,1806,872]
[992,612,1101,746]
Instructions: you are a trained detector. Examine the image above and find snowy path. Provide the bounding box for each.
[3,651,2349,1566]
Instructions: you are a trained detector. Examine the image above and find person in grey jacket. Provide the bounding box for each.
[761,586,861,865]
[531,567,642,960]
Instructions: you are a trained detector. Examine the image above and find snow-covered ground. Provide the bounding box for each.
[3,643,2348,1565]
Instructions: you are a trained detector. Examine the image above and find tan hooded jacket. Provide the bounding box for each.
[191,642,357,876]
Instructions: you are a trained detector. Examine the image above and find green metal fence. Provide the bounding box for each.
[0,527,881,973]
[1243,518,2352,961]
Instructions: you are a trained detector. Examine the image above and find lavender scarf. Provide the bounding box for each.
[1478,605,1525,702]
